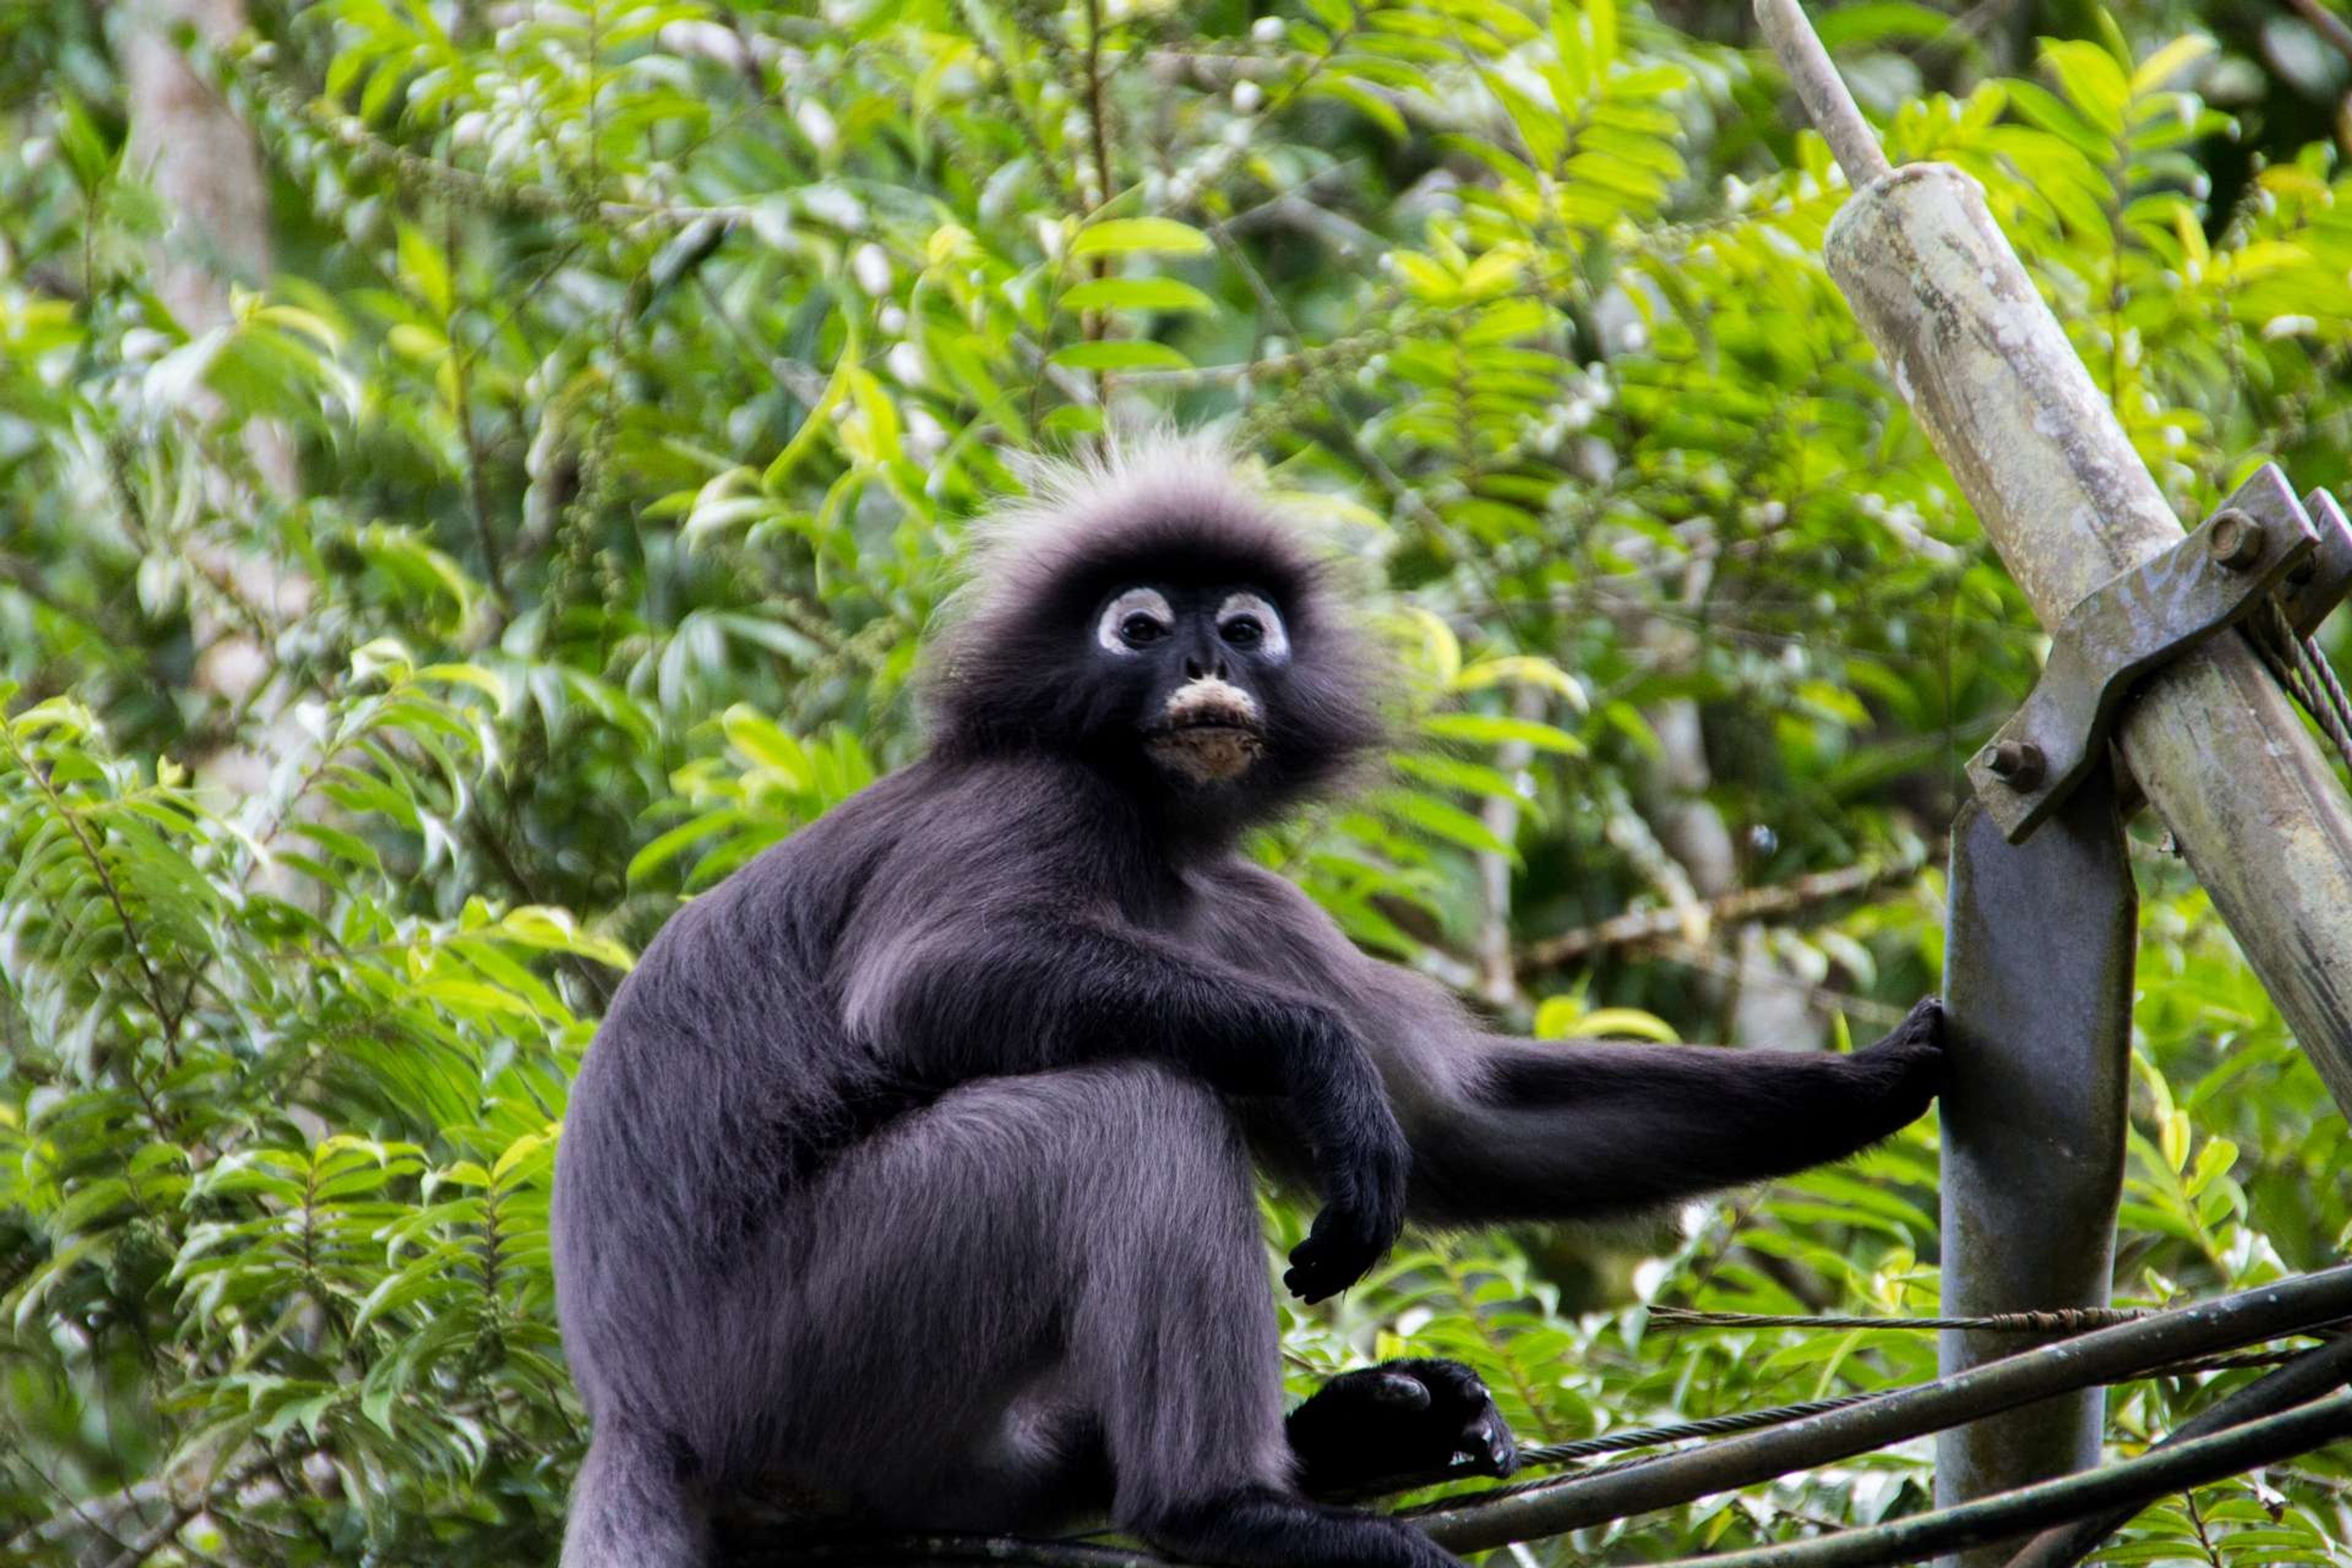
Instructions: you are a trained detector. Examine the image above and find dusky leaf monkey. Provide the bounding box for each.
[552,440,1945,1567]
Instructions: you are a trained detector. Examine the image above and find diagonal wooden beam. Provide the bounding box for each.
[1757,0,2352,1120]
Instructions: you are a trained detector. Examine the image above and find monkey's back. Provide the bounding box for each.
[551,764,966,1399]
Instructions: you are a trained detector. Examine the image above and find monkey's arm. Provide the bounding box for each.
[1194,861,1942,1229]
[1395,1000,1944,1227]
[845,910,1411,1299]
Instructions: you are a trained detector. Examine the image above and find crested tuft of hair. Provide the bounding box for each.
[921,435,1388,819]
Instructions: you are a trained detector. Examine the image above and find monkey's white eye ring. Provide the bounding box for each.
[1098,587,1175,654]
[1216,593,1288,662]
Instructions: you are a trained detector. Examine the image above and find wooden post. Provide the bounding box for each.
[1817,162,2352,1114]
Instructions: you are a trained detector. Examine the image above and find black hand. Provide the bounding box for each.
[1280,1015,1409,1302]
[1287,1359,1518,1497]
[1847,995,1946,1133]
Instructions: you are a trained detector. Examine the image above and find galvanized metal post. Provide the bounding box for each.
[1937,790,2134,1568]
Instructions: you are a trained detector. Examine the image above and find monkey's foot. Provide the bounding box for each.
[1144,1487,1462,1568]
[1286,1359,1517,1498]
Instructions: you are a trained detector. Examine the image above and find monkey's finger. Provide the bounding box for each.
[1366,1371,1431,1410]
[1401,1359,1492,1411]
[1289,1241,1373,1297]
[1454,1411,1517,1476]
[1283,1264,1335,1303]
[1283,1255,1346,1303]
[1284,1246,1370,1303]
[1282,1242,1329,1301]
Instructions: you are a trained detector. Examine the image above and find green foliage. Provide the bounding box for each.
[2,0,2350,1562]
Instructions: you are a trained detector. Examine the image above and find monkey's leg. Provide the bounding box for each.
[562,1424,706,1568]
[753,1063,1459,1567]
[1035,1069,1460,1568]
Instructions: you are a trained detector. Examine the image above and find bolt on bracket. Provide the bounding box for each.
[1970,465,2337,843]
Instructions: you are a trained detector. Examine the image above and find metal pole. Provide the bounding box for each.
[1936,791,2135,1567]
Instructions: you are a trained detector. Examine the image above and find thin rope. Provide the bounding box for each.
[1647,1304,2147,1333]
[2250,610,2311,710]
[2290,617,2352,762]
[1517,1393,1879,1466]
[2250,600,2352,775]
[2301,632,2352,741]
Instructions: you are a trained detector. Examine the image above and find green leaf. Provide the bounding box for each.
[1060,277,1218,314]
[2130,34,2215,95]
[626,809,747,884]
[1049,340,1193,371]
[397,222,453,318]
[1419,712,1587,755]
[1374,790,1517,858]
[1069,218,1213,257]
[2041,39,2132,135]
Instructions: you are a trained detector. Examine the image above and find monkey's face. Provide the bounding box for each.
[1092,584,1289,786]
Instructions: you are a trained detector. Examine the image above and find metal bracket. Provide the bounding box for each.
[1970,466,2332,843]
[2281,488,2352,639]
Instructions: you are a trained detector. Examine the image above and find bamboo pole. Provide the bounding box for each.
[2006,1333,2352,1568]
[1594,1394,2352,1568]
[1404,1263,2352,1550]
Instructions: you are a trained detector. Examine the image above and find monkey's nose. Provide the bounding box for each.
[1184,653,1230,680]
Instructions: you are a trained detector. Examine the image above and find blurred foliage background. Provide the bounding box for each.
[4,0,2351,1562]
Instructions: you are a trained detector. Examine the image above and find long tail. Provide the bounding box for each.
[562,1427,708,1568]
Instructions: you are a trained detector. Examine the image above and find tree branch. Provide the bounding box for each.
[2284,0,2352,66]
[1518,850,1932,972]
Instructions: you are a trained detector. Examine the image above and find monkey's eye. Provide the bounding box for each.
[1215,593,1289,662]
[1097,587,1175,655]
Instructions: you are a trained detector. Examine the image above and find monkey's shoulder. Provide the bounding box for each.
[691,753,1137,922]
[1164,856,1367,986]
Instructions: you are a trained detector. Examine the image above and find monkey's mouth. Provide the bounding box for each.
[1146,680,1266,784]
